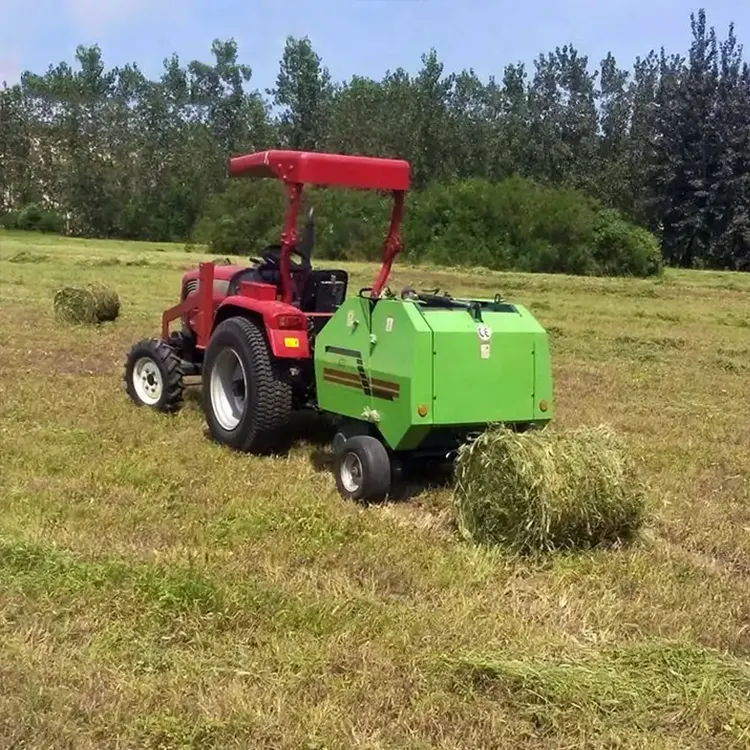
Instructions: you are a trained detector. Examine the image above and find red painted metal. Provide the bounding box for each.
[228,149,410,192]
[371,190,405,298]
[197,262,214,345]
[280,182,303,304]
[239,281,276,301]
[215,296,310,359]
[161,262,215,347]
[267,328,310,359]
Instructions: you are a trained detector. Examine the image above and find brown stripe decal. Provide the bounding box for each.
[325,368,360,383]
[324,374,360,389]
[370,377,399,392]
[323,367,400,401]
[371,388,398,401]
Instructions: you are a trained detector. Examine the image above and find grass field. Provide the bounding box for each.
[1,229,750,749]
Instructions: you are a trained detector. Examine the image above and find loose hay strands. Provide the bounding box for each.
[453,424,647,554]
[53,283,121,325]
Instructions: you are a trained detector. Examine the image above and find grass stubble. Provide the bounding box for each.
[1,230,750,749]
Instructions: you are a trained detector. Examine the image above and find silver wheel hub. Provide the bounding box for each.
[210,348,247,431]
[132,357,163,405]
[340,452,363,494]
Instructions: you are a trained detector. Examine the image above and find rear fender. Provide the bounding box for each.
[213,297,310,359]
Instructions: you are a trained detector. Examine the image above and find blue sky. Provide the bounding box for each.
[0,0,747,91]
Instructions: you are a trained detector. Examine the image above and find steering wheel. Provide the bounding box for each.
[250,244,310,272]
[261,245,311,271]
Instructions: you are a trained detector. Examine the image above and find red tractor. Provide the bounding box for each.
[124,148,410,457]
[124,149,554,501]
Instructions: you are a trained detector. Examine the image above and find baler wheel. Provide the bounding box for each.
[124,338,184,413]
[202,316,292,454]
[334,435,392,503]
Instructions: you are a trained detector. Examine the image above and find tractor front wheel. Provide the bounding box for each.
[334,435,392,503]
[202,316,292,455]
[124,338,185,413]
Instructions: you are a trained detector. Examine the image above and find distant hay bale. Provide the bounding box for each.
[453,424,647,554]
[53,283,120,325]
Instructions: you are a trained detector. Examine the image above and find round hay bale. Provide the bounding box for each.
[53,283,120,325]
[453,424,647,554]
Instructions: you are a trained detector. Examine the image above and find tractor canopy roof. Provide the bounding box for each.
[227,149,410,192]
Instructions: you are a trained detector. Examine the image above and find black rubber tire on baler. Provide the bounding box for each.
[334,435,392,503]
[202,316,292,455]
[124,338,185,413]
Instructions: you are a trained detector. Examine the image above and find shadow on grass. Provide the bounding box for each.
[186,389,454,501]
[309,446,455,503]
[193,399,337,456]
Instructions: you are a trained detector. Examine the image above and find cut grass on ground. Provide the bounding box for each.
[1,230,750,749]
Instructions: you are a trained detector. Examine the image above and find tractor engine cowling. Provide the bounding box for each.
[180,265,245,331]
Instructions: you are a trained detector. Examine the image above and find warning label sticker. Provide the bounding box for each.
[477,324,492,342]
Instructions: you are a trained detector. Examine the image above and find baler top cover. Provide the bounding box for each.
[227,149,411,192]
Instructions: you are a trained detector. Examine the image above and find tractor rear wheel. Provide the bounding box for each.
[334,435,392,503]
[202,316,292,455]
[124,338,184,413]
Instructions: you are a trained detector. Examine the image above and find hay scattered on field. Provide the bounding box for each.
[53,283,121,325]
[9,250,49,264]
[453,424,647,554]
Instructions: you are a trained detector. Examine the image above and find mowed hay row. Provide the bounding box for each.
[53,283,121,325]
[453,424,648,554]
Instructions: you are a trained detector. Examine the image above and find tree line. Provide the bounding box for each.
[0,8,748,275]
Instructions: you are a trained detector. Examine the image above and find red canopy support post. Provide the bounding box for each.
[371,190,405,298]
[279,182,303,304]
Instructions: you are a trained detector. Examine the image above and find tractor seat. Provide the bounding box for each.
[226,265,347,314]
[298,269,348,313]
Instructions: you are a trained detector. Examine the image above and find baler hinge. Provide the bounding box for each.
[468,301,483,322]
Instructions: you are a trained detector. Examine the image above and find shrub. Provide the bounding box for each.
[404,177,662,277]
[592,209,664,277]
[0,203,66,234]
[308,186,391,262]
[193,176,663,278]
[193,180,286,255]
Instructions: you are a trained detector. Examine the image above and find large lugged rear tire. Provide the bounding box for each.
[202,316,292,455]
[124,338,184,413]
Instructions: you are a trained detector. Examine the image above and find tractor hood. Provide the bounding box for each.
[182,264,245,284]
[181,264,246,299]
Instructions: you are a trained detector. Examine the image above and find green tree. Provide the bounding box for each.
[271,36,333,151]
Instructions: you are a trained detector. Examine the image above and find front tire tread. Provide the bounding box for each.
[124,338,184,413]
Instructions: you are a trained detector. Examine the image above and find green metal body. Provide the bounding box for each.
[314,295,554,452]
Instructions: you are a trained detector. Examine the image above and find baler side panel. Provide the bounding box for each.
[423,304,545,425]
[532,331,554,420]
[314,297,375,422]
[367,300,433,450]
